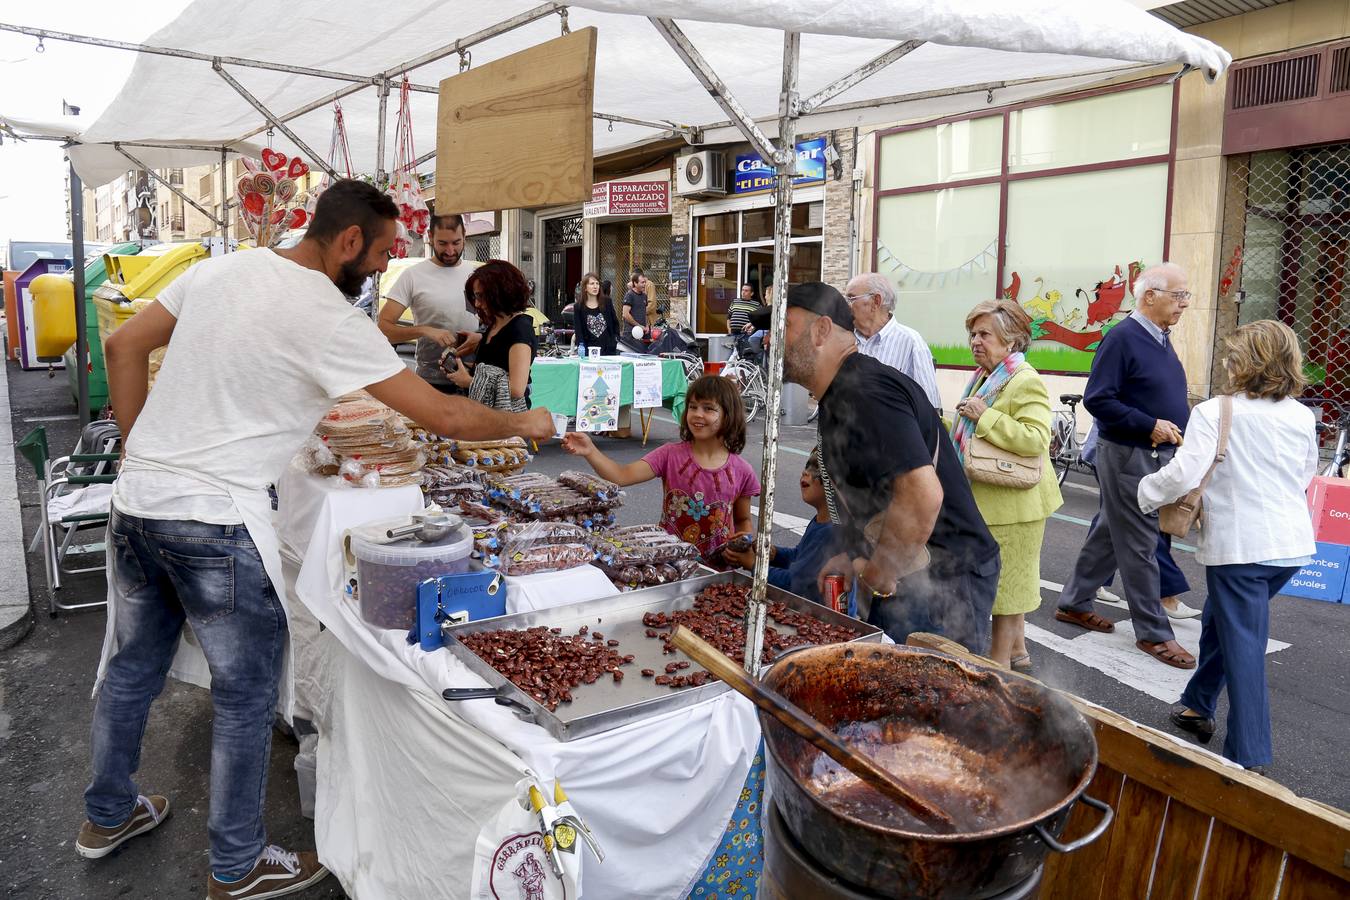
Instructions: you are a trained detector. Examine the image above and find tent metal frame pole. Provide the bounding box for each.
[376,3,563,82]
[742,31,800,677]
[798,40,925,114]
[68,154,90,426]
[376,79,390,189]
[219,149,229,252]
[593,111,699,139]
[234,81,370,144]
[213,62,340,179]
[649,17,784,164]
[0,22,386,87]
[113,145,222,226]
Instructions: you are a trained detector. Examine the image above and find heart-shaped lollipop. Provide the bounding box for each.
[242,191,266,217]
[275,178,297,204]
[270,207,286,225]
[287,158,309,179]
[261,148,287,172]
[286,207,308,230]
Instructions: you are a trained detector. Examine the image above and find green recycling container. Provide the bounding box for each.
[64,241,141,412]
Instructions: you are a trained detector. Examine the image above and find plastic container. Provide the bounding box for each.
[349,519,474,629]
[294,733,318,819]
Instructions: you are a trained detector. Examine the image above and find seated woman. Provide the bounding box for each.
[448,260,538,411]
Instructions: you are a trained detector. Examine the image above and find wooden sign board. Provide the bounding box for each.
[435,28,597,214]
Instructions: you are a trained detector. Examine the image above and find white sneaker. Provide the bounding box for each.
[1165,601,1201,620]
[1095,587,1126,607]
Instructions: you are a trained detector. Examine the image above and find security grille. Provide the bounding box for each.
[1216,143,1350,397]
[596,218,675,320]
[1229,52,1320,110]
[466,233,500,263]
[1332,45,1350,95]
[545,215,583,247]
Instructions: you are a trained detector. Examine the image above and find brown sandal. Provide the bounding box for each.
[1137,640,1197,670]
[1055,608,1115,633]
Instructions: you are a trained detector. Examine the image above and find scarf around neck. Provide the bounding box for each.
[950,351,1025,465]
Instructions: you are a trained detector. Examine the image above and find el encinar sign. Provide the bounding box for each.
[584,178,670,219]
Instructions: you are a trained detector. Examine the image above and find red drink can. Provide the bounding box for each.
[822,574,847,613]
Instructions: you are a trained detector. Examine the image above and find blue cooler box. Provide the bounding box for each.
[412,568,505,650]
[1281,543,1349,603]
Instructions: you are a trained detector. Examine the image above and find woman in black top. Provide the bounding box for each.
[448,260,538,408]
[573,271,619,356]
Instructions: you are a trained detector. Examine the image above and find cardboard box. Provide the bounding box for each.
[1281,542,1349,603]
[1306,477,1350,545]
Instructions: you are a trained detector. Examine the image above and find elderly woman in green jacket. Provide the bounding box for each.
[951,299,1064,671]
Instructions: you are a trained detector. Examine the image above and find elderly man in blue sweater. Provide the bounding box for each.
[1056,262,1197,670]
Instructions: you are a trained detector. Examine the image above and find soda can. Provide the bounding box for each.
[822,574,847,613]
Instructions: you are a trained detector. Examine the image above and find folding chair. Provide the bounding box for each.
[17,425,120,617]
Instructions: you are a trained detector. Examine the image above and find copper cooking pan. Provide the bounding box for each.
[760,643,1113,899]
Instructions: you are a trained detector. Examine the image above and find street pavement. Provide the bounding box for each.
[1,363,1347,900]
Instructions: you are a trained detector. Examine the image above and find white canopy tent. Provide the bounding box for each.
[4,0,1230,663]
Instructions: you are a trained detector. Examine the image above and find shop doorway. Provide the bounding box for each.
[542,213,583,321]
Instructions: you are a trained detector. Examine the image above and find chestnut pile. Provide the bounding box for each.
[459,624,632,712]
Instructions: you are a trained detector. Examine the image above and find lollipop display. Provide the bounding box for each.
[236,150,311,248]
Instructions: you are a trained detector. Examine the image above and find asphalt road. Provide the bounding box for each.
[1,363,1346,900]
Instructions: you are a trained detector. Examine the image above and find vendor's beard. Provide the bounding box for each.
[783,331,817,385]
[436,249,462,267]
[336,259,371,297]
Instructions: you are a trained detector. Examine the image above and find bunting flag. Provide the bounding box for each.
[878,239,999,288]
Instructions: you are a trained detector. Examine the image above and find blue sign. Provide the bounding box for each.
[1282,542,1350,603]
[733,137,827,194]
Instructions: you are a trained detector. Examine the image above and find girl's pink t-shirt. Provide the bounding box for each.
[642,441,762,557]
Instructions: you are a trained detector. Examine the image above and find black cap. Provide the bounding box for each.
[749,282,854,332]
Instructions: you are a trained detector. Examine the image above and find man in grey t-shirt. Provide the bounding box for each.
[378,214,482,388]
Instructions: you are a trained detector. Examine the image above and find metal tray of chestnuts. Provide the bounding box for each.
[439,570,881,742]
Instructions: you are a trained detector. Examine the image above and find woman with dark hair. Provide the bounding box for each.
[447,260,537,410]
[573,271,619,356]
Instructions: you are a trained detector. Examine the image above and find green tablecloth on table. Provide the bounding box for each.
[529,357,688,422]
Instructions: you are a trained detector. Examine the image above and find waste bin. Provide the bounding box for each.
[62,241,140,411]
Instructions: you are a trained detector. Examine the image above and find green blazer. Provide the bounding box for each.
[964,365,1064,527]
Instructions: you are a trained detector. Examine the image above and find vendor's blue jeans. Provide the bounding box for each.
[1179,563,1296,768]
[86,509,287,879]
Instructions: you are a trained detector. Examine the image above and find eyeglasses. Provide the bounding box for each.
[844,292,876,304]
[1154,288,1192,301]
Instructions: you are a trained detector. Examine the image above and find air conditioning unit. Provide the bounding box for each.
[675,151,727,197]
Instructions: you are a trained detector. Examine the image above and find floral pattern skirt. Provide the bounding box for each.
[686,742,765,899]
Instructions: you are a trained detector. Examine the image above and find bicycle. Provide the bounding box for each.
[660,350,704,385]
[1299,397,1350,477]
[1048,393,1094,485]
[720,344,768,423]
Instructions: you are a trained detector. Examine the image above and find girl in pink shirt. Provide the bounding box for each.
[562,375,760,559]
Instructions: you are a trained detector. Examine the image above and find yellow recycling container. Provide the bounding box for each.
[93,242,209,349]
[30,273,78,362]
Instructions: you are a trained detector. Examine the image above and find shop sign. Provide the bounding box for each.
[583,179,670,218]
[733,137,827,194]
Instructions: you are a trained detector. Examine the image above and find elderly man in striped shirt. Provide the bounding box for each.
[844,273,941,410]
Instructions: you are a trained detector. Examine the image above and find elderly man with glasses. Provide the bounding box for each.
[844,273,941,410]
[1055,262,1199,670]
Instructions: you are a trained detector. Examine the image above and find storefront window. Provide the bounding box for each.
[878,116,1003,190]
[697,212,738,247]
[696,248,739,333]
[1008,84,1172,174]
[692,200,825,334]
[873,81,1176,372]
[875,185,999,365]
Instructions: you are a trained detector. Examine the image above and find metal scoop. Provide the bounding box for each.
[386,510,462,543]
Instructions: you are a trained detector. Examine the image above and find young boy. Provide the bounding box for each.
[724,450,842,606]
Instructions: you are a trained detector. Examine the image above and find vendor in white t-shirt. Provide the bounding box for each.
[77,180,554,897]
[377,214,483,391]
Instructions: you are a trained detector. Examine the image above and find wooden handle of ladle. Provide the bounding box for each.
[668,625,955,832]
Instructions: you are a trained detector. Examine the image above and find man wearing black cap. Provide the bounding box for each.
[751,284,999,653]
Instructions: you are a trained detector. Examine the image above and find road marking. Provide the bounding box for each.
[1025,619,1290,704]
[24,414,78,422]
[1050,512,1196,554]
[1061,480,1100,495]
[750,507,811,535]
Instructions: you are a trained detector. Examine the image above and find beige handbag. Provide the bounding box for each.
[1158,395,1231,539]
[963,434,1043,489]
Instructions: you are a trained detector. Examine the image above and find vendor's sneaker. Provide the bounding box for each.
[206,845,329,899]
[76,794,171,859]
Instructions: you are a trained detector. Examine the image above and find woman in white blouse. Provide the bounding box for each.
[1138,320,1318,775]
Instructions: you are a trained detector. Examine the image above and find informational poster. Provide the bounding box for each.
[576,362,622,432]
[668,234,690,299]
[630,359,662,409]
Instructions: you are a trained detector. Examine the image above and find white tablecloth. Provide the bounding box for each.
[274,464,760,899]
